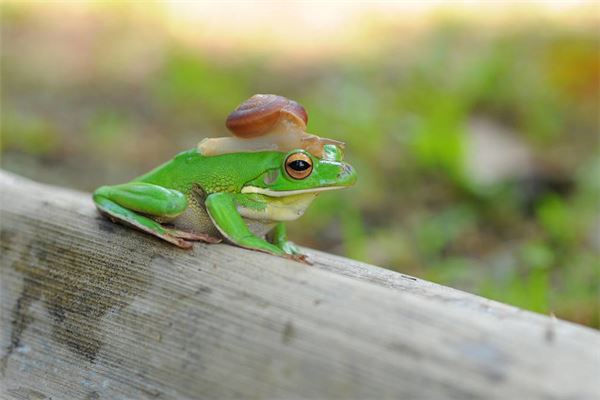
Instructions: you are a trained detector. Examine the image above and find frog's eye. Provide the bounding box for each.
[285,152,313,179]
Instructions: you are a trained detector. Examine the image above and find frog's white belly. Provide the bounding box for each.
[243,220,276,239]
[170,202,220,237]
[236,193,318,222]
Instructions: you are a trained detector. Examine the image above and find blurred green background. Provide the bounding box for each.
[1,2,598,327]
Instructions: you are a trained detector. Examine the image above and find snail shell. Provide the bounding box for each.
[225,94,308,138]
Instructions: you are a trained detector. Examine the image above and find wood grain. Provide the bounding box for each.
[0,170,598,400]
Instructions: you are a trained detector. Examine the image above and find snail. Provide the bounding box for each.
[197,94,344,158]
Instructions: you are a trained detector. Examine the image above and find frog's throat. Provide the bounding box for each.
[241,186,346,197]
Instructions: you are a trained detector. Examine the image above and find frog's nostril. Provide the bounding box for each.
[339,164,352,176]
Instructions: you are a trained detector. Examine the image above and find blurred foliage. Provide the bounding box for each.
[1,4,598,327]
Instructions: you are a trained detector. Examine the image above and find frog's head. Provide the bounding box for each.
[242,145,357,197]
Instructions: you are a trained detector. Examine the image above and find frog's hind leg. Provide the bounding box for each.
[94,183,221,249]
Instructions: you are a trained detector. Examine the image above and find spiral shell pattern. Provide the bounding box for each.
[225,94,308,138]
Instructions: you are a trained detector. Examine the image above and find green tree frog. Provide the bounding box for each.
[93,95,356,262]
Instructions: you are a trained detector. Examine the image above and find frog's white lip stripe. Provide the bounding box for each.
[241,186,345,197]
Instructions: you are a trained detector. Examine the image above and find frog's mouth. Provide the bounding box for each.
[241,186,347,197]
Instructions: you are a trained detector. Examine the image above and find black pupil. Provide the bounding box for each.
[288,160,310,171]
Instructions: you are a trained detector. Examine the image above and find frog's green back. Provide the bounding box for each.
[133,149,283,194]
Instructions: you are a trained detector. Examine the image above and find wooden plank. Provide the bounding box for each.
[0,170,598,400]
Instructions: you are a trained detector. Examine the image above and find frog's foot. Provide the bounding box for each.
[278,241,313,265]
[265,223,312,265]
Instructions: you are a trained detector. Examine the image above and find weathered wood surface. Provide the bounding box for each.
[0,170,598,400]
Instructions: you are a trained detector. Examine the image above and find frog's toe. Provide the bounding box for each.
[167,229,222,244]
[160,234,194,249]
[287,252,313,265]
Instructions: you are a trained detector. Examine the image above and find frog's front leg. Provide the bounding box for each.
[268,222,311,264]
[93,182,220,249]
[205,192,288,258]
